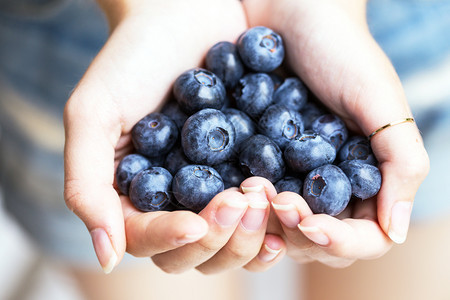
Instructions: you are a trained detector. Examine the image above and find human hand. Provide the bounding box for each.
[242,0,429,266]
[64,0,283,274]
[150,178,286,274]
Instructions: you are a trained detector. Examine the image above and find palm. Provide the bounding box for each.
[243,0,427,265]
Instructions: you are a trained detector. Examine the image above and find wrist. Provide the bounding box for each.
[243,0,368,29]
[98,0,246,31]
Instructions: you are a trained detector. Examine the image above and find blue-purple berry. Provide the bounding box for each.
[181,109,236,165]
[237,26,285,72]
[172,165,224,212]
[173,68,226,115]
[303,164,352,216]
[131,112,178,158]
[239,134,285,183]
[129,167,173,212]
[284,131,336,173]
[339,160,381,200]
[311,114,348,151]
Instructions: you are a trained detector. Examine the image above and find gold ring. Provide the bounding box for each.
[368,117,415,140]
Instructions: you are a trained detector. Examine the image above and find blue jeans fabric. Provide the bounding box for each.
[0,0,108,263]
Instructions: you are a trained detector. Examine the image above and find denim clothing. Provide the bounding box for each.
[367,0,450,78]
[0,0,108,263]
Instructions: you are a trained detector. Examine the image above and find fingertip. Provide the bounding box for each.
[297,224,330,247]
[260,234,285,262]
[90,227,119,274]
[175,216,209,245]
[245,234,286,272]
[161,210,210,246]
[124,209,209,257]
[271,192,313,228]
[199,189,249,228]
[240,176,277,200]
[387,201,412,244]
[298,214,350,247]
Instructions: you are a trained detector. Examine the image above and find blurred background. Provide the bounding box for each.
[1,0,450,299]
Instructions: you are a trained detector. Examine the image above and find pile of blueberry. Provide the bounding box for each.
[116,26,382,216]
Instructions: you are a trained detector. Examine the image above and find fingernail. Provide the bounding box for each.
[90,228,118,274]
[298,225,330,246]
[241,200,268,231]
[215,198,248,228]
[241,185,264,194]
[259,244,282,262]
[389,201,412,244]
[272,203,300,228]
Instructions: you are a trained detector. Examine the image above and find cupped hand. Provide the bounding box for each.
[63,0,283,274]
[150,180,285,274]
[242,0,429,264]
[270,192,392,268]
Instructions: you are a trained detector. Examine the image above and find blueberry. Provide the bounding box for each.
[338,160,381,200]
[274,176,303,194]
[234,73,274,120]
[146,154,167,167]
[161,99,188,130]
[284,131,336,173]
[164,146,192,175]
[311,114,348,151]
[172,165,224,211]
[237,26,285,72]
[268,72,284,91]
[338,136,377,165]
[258,104,304,150]
[173,68,226,115]
[131,112,178,158]
[129,167,173,212]
[115,154,155,195]
[239,134,285,183]
[300,100,327,129]
[206,41,245,89]
[273,77,308,111]
[181,109,236,165]
[303,164,352,216]
[220,94,233,111]
[213,161,246,189]
[222,108,256,147]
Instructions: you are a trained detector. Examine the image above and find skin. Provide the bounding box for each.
[64,0,429,274]
[64,0,280,274]
[243,0,429,267]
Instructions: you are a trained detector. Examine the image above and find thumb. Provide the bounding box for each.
[64,90,125,274]
[369,118,429,244]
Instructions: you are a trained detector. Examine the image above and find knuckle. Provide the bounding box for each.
[194,239,223,257]
[404,159,429,179]
[63,95,87,125]
[395,149,430,181]
[64,179,92,215]
[297,241,316,251]
[290,237,315,252]
[224,244,258,262]
[64,186,84,213]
